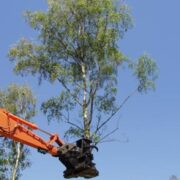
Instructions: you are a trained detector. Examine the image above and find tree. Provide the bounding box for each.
[8,0,157,143]
[0,84,36,180]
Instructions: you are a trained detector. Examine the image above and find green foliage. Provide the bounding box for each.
[130,54,158,93]
[64,127,84,141]
[90,133,101,144]
[41,91,76,122]
[95,84,118,114]
[0,84,36,118]
[8,0,157,142]
[8,0,131,85]
[0,84,36,180]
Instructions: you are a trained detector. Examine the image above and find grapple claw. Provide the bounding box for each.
[57,138,99,179]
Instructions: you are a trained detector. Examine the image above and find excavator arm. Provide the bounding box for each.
[0,108,99,179]
[0,108,64,156]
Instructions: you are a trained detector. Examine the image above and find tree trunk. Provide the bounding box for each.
[81,63,90,139]
[11,142,21,180]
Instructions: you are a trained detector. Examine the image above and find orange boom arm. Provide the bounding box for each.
[0,108,98,179]
[0,108,64,156]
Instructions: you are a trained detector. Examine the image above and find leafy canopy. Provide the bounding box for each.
[8,0,157,142]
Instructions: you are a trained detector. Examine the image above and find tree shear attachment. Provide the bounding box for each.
[57,138,99,179]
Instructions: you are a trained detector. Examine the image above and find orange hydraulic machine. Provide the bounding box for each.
[0,108,99,179]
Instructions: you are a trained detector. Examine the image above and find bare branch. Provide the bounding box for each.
[95,88,138,133]
[97,128,129,144]
[98,139,121,144]
[96,127,119,144]
[66,120,83,130]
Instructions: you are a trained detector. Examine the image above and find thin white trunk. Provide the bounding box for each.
[11,142,21,180]
[81,63,90,139]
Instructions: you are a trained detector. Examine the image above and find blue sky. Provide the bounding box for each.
[0,0,180,180]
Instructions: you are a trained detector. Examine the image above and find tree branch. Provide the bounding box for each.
[57,78,82,107]
[66,120,83,130]
[95,88,138,133]
[61,111,83,130]
[96,127,119,144]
